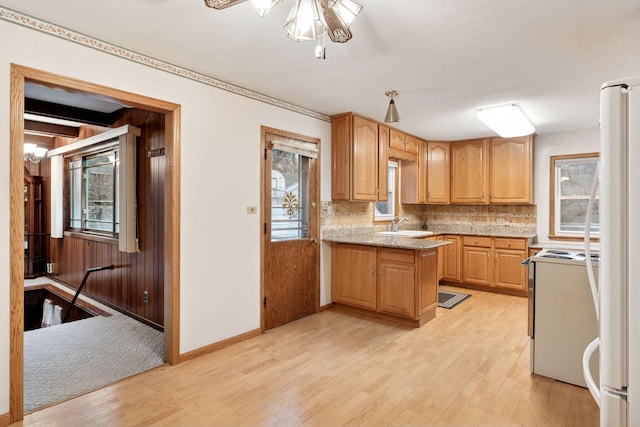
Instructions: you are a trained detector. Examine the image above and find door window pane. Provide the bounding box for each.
[271,149,309,241]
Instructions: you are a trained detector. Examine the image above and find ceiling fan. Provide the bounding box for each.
[203,0,363,44]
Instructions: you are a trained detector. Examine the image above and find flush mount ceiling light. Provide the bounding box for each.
[204,0,362,56]
[384,90,400,123]
[476,104,535,137]
[24,143,48,163]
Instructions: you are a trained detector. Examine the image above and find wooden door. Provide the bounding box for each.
[450,139,488,204]
[378,125,390,201]
[417,248,438,317]
[489,136,532,203]
[417,139,427,203]
[426,141,450,203]
[263,129,320,330]
[463,246,492,285]
[331,243,377,310]
[405,134,419,155]
[351,115,378,201]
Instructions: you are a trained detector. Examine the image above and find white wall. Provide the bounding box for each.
[0,19,332,414]
[534,128,600,245]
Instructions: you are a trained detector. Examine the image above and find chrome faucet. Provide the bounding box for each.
[391,216,409,232]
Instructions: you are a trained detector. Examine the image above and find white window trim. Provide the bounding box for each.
[375,161,398,221]
[49,125,141,253]
[552,155,600,238]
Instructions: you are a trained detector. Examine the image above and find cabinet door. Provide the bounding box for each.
[331,243,377,309]
[417,248,438,317]
[426,236,444,281]
[378,260,416,318]
[417,139,427,203]
[489,136,532,203]
[494,249,527,292]
[426,141,450,203]
[389,128,405,151]
[442,235,462,281]
[378,125,390,201]
[405,134,419,155]
[331,114,351,200]
[400,139,427,204]
[351,115,379,201]
[463,246,492,285]
[450,139,488,204]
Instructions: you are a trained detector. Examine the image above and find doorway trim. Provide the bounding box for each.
[9,64,181,422]
[259,126,321,331]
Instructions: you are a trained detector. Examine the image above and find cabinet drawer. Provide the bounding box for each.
[494,238,526,250]
[379,248,415,264]
[463,236,492,247]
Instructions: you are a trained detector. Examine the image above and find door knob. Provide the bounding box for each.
[311,237,318,244]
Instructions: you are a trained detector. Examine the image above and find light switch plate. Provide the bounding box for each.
[497,218,506,225]
[246,206,257,214]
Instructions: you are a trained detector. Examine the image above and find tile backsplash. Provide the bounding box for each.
[321,201,537,235]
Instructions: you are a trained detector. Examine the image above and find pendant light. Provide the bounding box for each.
[384,90,400,123]
[284,0,326,41]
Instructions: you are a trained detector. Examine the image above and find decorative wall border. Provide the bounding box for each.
[0,6,331,123]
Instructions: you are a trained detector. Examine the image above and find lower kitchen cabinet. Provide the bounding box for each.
[443,235,528,296]
[331,243,438,326]
[462,236,492,286]
[378,249,416,318]
[331,243,377,310]
[442,235,462,282]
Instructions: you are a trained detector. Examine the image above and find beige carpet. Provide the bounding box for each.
[24,313,164,412]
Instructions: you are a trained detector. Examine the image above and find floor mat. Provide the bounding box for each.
[438,290,471,309]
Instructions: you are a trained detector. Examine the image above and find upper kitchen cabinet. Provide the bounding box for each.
[488,136,533,204]
[389,129,418,161]
[426,141,450,204]
[450,139,489,203]
[331,113,379,201]
[400,138,427,204]
[450,136,533,204]
[378,125,390,202]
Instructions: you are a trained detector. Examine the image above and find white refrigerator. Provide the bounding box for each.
[583,77,640,426]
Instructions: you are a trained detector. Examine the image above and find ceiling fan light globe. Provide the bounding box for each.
[251,0,281,17]
[329,0,362,27]
[284,0,326,41]
[24,143,37,154]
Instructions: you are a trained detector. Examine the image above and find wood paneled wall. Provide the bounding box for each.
[49,109,165,328]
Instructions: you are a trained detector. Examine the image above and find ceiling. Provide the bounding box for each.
[5,0,640,140]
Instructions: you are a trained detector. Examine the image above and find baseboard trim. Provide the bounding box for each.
[178,328,262,363]
[0,412,10,427]
[440,281,527,298]
[318,302,335,312]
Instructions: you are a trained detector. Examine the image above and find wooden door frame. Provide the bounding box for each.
[259,126,321,331]
[9,64,181,423]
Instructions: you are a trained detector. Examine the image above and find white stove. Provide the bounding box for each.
[527,247,600,387]
[533,248,600,265]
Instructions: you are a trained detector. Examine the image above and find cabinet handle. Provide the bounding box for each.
[489,193,493,200]
[371,267,375,275]
[482,192,485,200]
[380,271,383,276]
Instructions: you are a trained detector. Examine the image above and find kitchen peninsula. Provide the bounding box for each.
[323,233,450,327]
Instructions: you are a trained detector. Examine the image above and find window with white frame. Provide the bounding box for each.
[550,153,600,238]
[375,161,398,221]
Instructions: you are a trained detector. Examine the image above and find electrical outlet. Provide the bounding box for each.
[246,206,257,214]
[144,290,149,303]
[497,218,506,225]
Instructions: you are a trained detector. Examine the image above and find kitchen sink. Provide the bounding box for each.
[376,230,434,238]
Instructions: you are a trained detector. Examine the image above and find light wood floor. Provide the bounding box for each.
[15,287,599,426]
